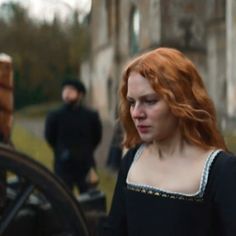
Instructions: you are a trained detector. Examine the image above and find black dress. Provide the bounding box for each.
[102,145,236,236]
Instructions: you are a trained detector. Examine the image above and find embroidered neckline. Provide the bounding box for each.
[126,144,221,201]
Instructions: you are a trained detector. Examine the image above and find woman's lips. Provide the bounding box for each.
[137,125,150,133]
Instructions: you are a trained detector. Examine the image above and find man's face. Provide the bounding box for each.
[62,85,81,104]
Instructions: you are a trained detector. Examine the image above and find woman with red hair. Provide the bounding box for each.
[102,48,236,235]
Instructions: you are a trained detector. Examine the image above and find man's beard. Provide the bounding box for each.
[64,98,79,107]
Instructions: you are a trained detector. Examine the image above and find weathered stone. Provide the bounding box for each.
[81,0,236,131]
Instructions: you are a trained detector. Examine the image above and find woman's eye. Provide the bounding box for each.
[128,100,135,107]
[145,100,157,105]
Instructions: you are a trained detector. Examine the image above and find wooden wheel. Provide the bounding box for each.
[0,143,89,236]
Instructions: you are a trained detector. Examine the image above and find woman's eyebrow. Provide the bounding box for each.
[127,93,158,100]
[126,96,134,100]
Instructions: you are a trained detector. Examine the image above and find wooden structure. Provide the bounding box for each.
[0,53,13,144]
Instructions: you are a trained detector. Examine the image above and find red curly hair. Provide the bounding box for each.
[119,47,227,150]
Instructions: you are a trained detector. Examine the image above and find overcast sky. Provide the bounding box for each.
[0,0,91,22]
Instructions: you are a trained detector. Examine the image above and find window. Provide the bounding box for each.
[129,6,140,55]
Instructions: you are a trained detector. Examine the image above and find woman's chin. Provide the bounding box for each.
[140,134,165,144]
[139,134,154,143]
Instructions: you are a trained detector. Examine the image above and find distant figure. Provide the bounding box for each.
[45,79,102,193]
[106,120,123,171]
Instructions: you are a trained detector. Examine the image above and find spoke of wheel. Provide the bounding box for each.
[0,183,34,234]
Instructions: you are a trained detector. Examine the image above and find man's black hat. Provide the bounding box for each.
[62,79,86,94]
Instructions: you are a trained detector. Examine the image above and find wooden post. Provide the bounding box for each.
[0,53,13,144]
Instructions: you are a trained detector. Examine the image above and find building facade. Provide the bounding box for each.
[81,0,235,130]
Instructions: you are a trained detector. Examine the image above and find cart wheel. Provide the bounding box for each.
[0,144,89,236]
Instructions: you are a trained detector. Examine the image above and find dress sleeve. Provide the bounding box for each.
[101,148,136,236]
[213,152,236,235]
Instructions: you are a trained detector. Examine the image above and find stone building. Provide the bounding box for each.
[81,0,236,130]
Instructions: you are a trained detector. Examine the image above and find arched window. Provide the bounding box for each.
[129,6,140,55]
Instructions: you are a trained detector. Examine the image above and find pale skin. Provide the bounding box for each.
[62,85,83,104]
[126,72,214,194]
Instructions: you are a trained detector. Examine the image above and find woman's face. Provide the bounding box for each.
[127,72,179,143]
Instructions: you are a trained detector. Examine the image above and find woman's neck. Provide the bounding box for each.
[148,130,186,160]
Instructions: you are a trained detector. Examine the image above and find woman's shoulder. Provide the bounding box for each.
[208,150,236,216]
[120,145,142,171]
[215,150,236,169]
[211,150,236,188]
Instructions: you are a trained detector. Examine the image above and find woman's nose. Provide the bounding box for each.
[131,103,145,119]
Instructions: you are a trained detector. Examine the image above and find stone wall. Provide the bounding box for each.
[81,0,236,131]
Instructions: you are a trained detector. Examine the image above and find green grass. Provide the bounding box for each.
[224,133,236,154]
[15,102,62,118]
[12,123,54,170]
[11,121,116,211]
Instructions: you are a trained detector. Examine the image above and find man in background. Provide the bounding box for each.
[45,79,102,193]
